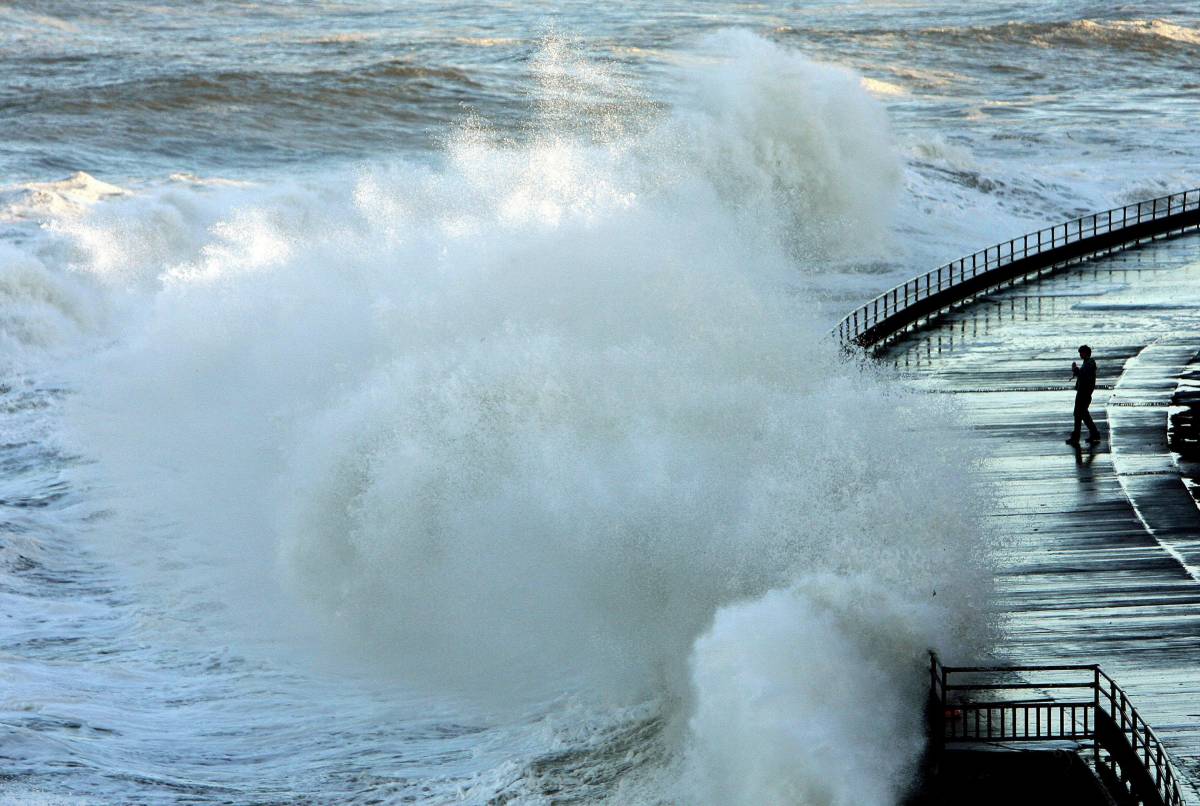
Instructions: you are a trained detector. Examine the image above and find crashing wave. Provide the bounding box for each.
[13,32,992,804]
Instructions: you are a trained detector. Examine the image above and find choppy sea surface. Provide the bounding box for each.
[0,2,1197,804]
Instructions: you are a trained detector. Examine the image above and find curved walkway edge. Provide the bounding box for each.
[1109,337,1200,580]
[884,234,1200,804]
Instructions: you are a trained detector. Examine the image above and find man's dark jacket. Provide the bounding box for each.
[1076,357,1097,396]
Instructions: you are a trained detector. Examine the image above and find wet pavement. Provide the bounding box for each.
[885,234,1200,801]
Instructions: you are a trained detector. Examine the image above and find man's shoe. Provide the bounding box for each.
[1065,436,1081,445]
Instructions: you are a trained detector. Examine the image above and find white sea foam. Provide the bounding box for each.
[683,577,953,805]
[1079,18,1200,47]
[40,33,990,802]
[861,76,909,98]
[0,172,128,225]
[0,244,104,356]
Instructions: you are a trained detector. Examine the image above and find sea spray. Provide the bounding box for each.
[48,33,991,801]
[683,577,953,806]
[669,31,902,260]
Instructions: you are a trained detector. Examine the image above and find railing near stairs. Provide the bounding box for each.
[929,655,1185,806]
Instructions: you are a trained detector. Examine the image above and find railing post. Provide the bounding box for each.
[1128,703,1136,755]
[936,662,945,719]
[929,653,943,756]
[1093,666,1101,768]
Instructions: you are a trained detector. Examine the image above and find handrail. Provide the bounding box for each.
[929,654,1185,806]
[838,188,1200,349]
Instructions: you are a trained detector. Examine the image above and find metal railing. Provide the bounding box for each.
[838,188,1200,349]
[929,655,1185,806]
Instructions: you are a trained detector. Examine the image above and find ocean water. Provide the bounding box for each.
[0,2,1196,804]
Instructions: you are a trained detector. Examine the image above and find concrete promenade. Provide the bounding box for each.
[885,234,1200,800]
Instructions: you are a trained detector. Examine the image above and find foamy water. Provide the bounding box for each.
[1,2,1196,803]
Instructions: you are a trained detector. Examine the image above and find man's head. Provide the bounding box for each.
[1079,345,1092,359]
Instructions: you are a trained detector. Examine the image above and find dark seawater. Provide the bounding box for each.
[0,2,1198,804]
[4,2,1198,186]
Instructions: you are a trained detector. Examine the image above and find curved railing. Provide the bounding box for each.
[838,188,1200,349]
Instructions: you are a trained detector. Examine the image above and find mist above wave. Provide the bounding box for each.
[40,32,989,803]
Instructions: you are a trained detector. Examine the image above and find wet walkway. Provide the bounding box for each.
[886,234,1200,800]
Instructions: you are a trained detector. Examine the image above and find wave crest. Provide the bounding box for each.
[920,17,1200,52]
[52,33,988,802]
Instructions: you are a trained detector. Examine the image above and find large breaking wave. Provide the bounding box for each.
[9,32,991,803]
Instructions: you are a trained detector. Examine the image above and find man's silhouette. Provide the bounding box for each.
[1066,344,1100,446]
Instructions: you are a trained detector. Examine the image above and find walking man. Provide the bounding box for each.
[1066,344,1100,446]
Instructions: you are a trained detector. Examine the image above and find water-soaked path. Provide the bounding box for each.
[886,234,1200,801]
